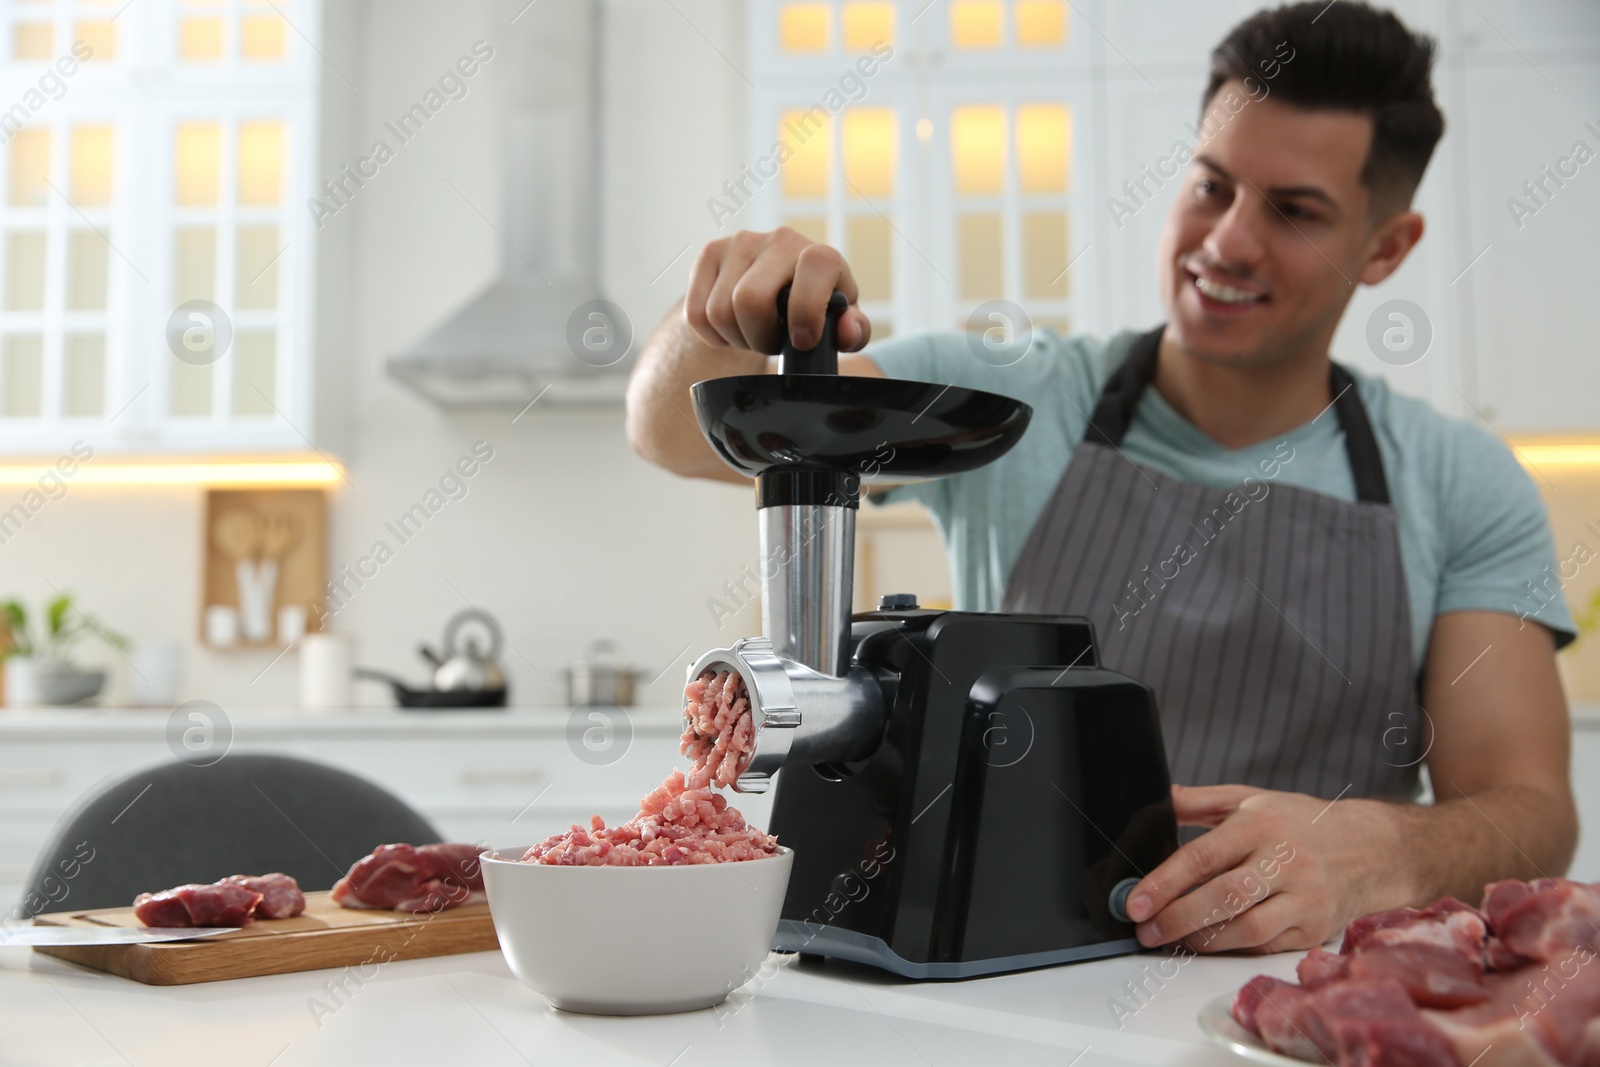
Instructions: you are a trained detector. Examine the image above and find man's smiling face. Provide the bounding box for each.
[1158,79,1386,369]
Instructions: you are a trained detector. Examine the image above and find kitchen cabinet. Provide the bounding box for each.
[1327,112,1472,422]
[749,1,1600,433]
[1454,0,1600,56]
[0,0,325,456]
[1454,60,1600,432]
[4,706,1596,918]
[748,1,1096,342]
[1097,75,1206,337]
[1568,720,1600,882]
[0,706,772,916]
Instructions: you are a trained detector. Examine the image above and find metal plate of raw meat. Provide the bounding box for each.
[1197,993,1322,1067]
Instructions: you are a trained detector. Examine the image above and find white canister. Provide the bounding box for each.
[299,632,356,710]
[4,657,42,708]
[277,604,308,643]
[129,643,183,706]
[205,605,239,648]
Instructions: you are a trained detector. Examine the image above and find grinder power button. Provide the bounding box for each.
[1108,877,1142,925]
[877,593,920,611]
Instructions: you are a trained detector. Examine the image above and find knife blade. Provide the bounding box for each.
[0,925,240,947]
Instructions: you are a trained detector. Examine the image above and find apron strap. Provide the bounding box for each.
[1329,362,1390,505]
[1083,326,1162,450]
[1083,325,1391,505]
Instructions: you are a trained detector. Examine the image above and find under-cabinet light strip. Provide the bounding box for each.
[0,461,343,487]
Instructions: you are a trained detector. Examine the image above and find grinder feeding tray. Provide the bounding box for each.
[693,293,1032,486]
[686,290,1178,979]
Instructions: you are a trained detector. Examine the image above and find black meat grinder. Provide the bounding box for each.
[686,290,1179,979]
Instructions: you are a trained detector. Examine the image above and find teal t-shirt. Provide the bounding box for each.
[869,327,1577,673]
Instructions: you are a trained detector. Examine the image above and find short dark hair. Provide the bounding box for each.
[1204,1,1445,217]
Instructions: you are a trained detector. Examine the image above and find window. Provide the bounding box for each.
[750,0,1086,340]
[0,0,320,451]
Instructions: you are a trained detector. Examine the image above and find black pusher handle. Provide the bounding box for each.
[776,286,848,376]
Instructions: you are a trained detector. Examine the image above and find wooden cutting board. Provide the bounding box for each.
[30,891,499,985]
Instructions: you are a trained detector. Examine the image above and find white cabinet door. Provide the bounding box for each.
[0,0,323,456]
[1456,62,1600,431]
[1098,76,1206,338]
[1327,120,1469,420]
[921,79,1095,338]
[1454,0,1600,57]
[1098,0,1259,71]
[1568,724,1600,881]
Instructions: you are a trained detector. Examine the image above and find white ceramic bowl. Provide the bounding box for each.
[480,846,794,1016]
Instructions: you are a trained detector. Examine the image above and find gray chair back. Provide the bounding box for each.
[20,753,441,917]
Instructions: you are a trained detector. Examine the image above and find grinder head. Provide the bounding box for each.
[685,635,884,793]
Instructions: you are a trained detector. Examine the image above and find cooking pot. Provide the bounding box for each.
[565,640,640,706]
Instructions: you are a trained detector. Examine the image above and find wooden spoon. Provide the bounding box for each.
[213,510,261,560]
[259,515,299,560]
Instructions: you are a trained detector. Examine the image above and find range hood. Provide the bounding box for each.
[387,0,626,408]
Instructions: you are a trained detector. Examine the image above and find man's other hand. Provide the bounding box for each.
[1121,783,1409,954]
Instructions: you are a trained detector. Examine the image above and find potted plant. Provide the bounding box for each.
[1,595,129,707]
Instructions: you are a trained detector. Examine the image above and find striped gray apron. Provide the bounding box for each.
[1001,326,1421,799]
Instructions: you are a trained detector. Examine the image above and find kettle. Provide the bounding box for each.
[355,608,509,709]
[421,609,507,693]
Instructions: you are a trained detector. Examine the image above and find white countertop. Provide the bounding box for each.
[4,700,1597,739]
[0,705,688,741]
[4,704,1596,1061]
[0,941,1294,1066]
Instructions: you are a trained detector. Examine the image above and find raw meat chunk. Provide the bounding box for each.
[1301,947,1353,988]
[134,881,264,927]
[1235,975,1306,1038]
[1347,945,1490,1009]
[1296,978,1420,1059]
[331,843,486,913]
[1423,1002,1562,1067]
[223,873,305,920]
[1484,881,1536,918]
[1295,979,1458,1067]
[1348,902,1488,964]
[1234,879,1600,1067]
[1344,908,1427,955]
[1334,1016,1466,1067]
[1482,880,1600,965]
[1421,963,1594,1067]
[1256,982,1324,1062]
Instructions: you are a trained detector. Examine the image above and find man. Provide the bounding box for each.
[625,2,1578,954]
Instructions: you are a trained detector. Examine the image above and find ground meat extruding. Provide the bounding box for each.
[519,669,778,866]
[679,669,755,790]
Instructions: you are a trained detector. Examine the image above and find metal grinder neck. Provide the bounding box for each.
[757,498,855,677]
[758,288,858,678]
